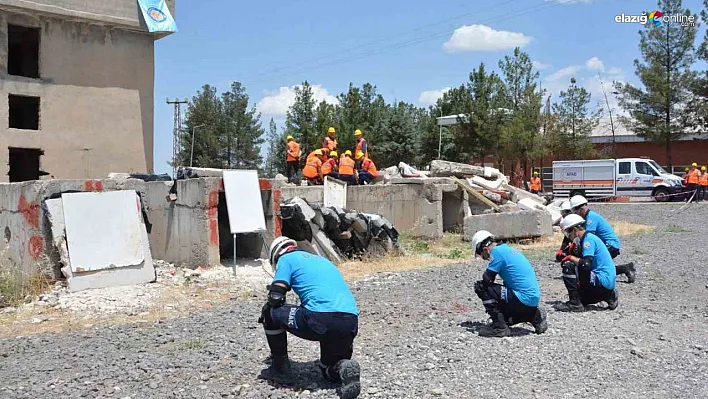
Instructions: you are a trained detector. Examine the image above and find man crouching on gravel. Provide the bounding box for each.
[470,230,548,337]
[554,215,619,312]
[258,236,361,399]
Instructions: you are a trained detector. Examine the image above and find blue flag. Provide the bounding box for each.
[138,0,178,33]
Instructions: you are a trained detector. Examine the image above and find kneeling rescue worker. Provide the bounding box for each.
[470,230,548,337]
[355,151,377,185]
[303,149,324,186]
[555,214,619,312]
[322,150,339,180]
[259,237,361,398]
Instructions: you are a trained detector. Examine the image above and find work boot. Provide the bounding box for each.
[554,292,584,312]
[336,359,361,399]
[624,262,636,284]
[260,355,292,380]
[606,289,619,311]
[478,313,510,338]
[531,308,548,334]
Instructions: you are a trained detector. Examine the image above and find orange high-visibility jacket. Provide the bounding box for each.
[339,156,355,176]
[321,158,338,175]
[360,157,377,178]
[355,138,368,159]
[687,169,700,184]
[530,177,541,191]
[286,141,301,162]
[323,137,338,151]
[700,172,708,186]
[303,156,322,179]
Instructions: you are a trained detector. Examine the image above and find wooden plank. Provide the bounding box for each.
[452,177,500,212]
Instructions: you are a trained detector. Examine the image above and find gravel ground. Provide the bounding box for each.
[1,203,707,399]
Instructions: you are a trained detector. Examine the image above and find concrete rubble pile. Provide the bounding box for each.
[279,196,401,263]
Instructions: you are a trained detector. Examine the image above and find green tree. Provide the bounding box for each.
[689,0,708,132]
[375,101,420,167]
[614,0,699,168]
[221,82,265,169]
[497,47,544,169]
[263,118,286,177]
[551,78,599,159]
[284,81,318,155]
[462,62,506,161]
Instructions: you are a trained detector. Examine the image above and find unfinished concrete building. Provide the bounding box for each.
[0,0,175,182]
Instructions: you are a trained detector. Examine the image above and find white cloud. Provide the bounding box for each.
[256,84,337,116]
[545,66,580,82]
[533,60,551,70]
[419,87,451,105]
[442,24,532,52]
[585,56,604,71]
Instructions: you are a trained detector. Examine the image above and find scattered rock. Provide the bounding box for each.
[631,347,646,359]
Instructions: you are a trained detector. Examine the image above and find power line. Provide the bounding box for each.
[249,0,520,79]
[246,0,570,85]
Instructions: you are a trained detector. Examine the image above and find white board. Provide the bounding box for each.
[223,169,267,234]
[62,190,144,272]
[324,176,347,208]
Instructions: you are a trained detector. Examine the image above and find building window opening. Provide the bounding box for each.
[8,147,45,182]
[9,95,40,130]
[8,24,40,78]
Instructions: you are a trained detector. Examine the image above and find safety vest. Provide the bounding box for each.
[339,156,355,176]
[303,156,322,179]
[700,172,708,186]
[324,137,337,151]
[687,169,700,184]
[321,158,337,175]
[530,177,541,191]
[360,158,377,178]
[682,173,689,185]
[355,138,368,159]
[286,141,301,162]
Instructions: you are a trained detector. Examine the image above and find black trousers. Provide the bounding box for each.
[286,161,299,183]
[687,184,699,202]
[263,305,358,379]
[476,283,538,325]
[699,186,707,201]
[561,261,614,306]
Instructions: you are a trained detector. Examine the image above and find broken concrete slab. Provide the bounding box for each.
[324,176,347,208]
[430,160,486,178]
[390,177,453,185]
[398,162,424,177]
[502,183,547,205]
[44,199,71,272]
[517,198,562,226]
[469,175,504,190]
[463,210,552,241]
[289,197,317,221]
[482,190,503,204]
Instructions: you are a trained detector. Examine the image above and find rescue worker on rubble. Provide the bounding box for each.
[554,214,619,312]
[302,149,324,186]
[323,127,338,153]
[686,163,701,202]
[259,237,361,399]
[529,171,542,195]
[285,136,301,184]
[470,230,548,337]
[338,150,358,185]
[353,129,368,159]
[568,195,636,283]
[321,151,339,180]
[682,167,689,186]
[699,166,708,201]
[355,151,377,185]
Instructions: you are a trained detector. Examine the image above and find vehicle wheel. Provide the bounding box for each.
[652,188,669,202]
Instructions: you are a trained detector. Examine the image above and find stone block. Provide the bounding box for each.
[463,210,552,241]
[430,160,485,178]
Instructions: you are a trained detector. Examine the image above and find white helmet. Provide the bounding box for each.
[269,236,297,269]
[569,195,588,209]
[561,214,585,231]
[560,201,571,212]
[471,230,495,255]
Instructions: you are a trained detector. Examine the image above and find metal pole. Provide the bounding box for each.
[233,234,237,267]
[438,109,442,159]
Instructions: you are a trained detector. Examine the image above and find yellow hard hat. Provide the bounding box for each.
[533,171,539,175]
[685,167,690,171]
[344,150,352,156]
[313,149,323,156]
[355,151,365,159]
[692,162,698,167]
[329,151,338,158]
[354,129,362,136]
[328,127,336,134]
[703,166,707,171]
[286,135,294,141]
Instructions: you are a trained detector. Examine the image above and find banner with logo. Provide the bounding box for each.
[137,0,178,33]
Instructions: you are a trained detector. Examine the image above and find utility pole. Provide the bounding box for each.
[598,73,617,151]
[167,98,188,177]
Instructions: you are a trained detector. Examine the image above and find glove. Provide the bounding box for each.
[561,255,573,263]
[555,250,565,262]
[567,243,575,252]
[258,302,270,324]
[473,280,485,296]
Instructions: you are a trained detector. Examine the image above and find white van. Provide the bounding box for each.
[552,158,685,201]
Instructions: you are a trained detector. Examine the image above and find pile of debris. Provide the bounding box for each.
[279,197,401,263]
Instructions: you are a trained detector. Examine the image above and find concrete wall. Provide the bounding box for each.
[0,0,176,32]
[0,10,156,181]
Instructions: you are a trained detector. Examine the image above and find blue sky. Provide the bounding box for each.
[152,0,707,175]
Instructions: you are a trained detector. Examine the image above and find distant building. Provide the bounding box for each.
[0,0,176,182]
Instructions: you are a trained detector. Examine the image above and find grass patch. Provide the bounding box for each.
[633,247,648,255]
[182,339,207,350]
[0,251,53,308]
[664,224,690,233]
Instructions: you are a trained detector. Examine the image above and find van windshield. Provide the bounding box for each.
[648,160,667,174]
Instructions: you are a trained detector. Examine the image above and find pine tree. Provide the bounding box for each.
[551,78,599,159]
[284,81,318,156]
[264,118,286,177]
[179,84,222,168]
[221,82,265,169]
[614,0,698,168]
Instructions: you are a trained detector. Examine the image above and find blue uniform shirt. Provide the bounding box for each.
[581,233,616,290]
[273,250,359,315]
[585,210,620,249]
[486,243,541,307]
